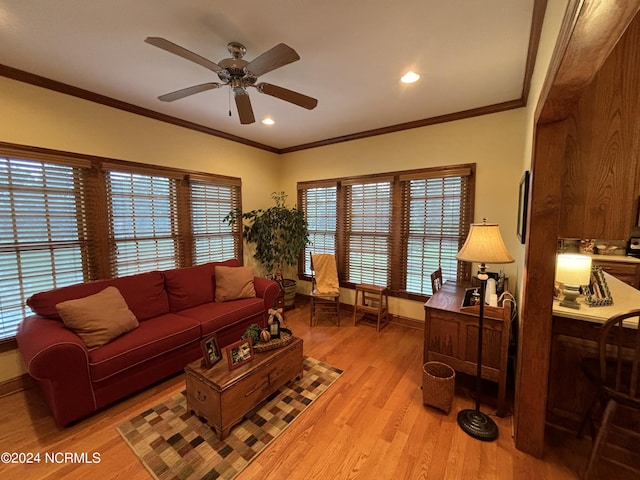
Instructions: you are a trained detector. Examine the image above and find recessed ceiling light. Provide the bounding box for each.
[262,118,275,125]
[401,71,420,84]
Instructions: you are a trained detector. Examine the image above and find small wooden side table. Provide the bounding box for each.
[353,284,389,332]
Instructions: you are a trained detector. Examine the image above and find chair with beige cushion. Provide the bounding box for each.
[309,253,340,326]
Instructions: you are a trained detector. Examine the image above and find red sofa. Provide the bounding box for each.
[16,259,280,426]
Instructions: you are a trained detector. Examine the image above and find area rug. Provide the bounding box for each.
[117,356,343,480]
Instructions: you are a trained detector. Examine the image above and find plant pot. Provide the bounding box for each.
[279,278,297,309]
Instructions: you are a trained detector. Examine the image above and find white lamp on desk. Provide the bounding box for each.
[456,218,514,441]
[555,253,592,309]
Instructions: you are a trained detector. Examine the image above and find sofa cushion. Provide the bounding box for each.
[175,298,265,337]
[214,266,256,302]
[164,263,216,311]
[88,312,200,382]
[163,259,240,312]
[27,271,170,321]
[56,287,139,349]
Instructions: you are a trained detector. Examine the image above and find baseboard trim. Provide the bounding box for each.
[389,314,423,330]
[0,373,34,398]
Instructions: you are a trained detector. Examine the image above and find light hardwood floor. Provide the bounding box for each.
[0,302,627,479]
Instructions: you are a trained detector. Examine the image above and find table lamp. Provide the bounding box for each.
[456,218,514,441]
[555,253,592,309]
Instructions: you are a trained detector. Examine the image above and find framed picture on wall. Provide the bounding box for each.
[517,170,530,244]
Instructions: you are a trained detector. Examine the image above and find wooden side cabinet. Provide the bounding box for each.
[423,282,512,417]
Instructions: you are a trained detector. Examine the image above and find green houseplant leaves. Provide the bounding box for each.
[225,192,310,275]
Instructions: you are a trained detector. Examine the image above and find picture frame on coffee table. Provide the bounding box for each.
[226,338,254,370]
[201,335,221,369]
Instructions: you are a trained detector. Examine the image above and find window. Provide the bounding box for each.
[0,143,243,340]
[402,174,472,295]
[0,156,90,340]
[299,183,337,274]
[343,179,392,286]
[107,170,178,276]
[190,177,241,264]
[298,164,474,298]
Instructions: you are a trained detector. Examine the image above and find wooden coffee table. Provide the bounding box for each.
[185,336,303,440]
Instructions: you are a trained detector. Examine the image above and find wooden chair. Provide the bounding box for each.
[309,253,340,326]
[430,268,443,294]
[578,309,640,479]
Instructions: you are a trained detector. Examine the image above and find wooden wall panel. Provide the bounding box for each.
[558,13,640,239]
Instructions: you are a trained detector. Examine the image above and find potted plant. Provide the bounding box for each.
[225,192,309,308]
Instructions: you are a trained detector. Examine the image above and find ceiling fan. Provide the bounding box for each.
[145,37,318,125]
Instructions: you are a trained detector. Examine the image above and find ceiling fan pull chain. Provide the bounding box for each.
[228,88,232,117]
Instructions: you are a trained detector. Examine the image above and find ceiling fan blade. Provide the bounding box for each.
[245,43,300,77]
[256,83,318,110]
[234,91,255,124]
[158,83,223,102]
[145,37,222,73]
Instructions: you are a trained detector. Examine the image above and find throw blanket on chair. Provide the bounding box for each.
[312,254,340,295]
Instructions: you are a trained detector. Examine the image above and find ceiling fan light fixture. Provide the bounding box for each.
[262,118,275,125]
[401,71,420,84]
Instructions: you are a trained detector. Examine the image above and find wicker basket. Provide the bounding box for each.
[252,328,294,352]
[422,361,455,413]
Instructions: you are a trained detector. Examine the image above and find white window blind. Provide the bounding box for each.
[300,185,337,275]
[107,171,178,276]
[344,181,391,286]
[404,176,469,295]
[0,157,88,339]
[190,180,240,264]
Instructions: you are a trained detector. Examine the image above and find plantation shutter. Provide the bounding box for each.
[105,167,179,276]
[189,175,242,264]
[400,166,474,294]
[0,154,91,339]
[298,181,338,275]
[342,177,393,286]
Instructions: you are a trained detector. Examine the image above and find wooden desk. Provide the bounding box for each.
[423,281,512,417]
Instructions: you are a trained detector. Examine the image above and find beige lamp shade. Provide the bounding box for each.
[456,222,514,264]
[555,253,592,285]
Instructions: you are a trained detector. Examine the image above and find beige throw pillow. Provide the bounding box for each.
[215,266,256,302]
[56,286,139,349]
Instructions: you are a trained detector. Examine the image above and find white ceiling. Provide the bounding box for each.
[0,0,537,151]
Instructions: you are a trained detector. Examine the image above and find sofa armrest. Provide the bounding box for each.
[254,277,281,309]
[17,316,96,425]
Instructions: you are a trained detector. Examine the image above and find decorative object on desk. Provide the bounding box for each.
[253,327,294,352]
[580,239,594,254]
[260,329,271,343]
[455,218,514,441]
[517,170,530,244]
[268,310,281,338]
[200,334,221,369]
[462,287,481,307]
[241,323,262,344]
[226,338,254,370]
[583,265,613,307]
[268,306,284,326]
[555,253,592,309]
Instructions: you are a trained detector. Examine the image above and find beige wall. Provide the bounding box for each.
[0,77,281,210]
[280,109,527,320]
[515,0,569,304]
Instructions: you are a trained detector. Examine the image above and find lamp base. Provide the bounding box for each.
[457,409,499,441]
